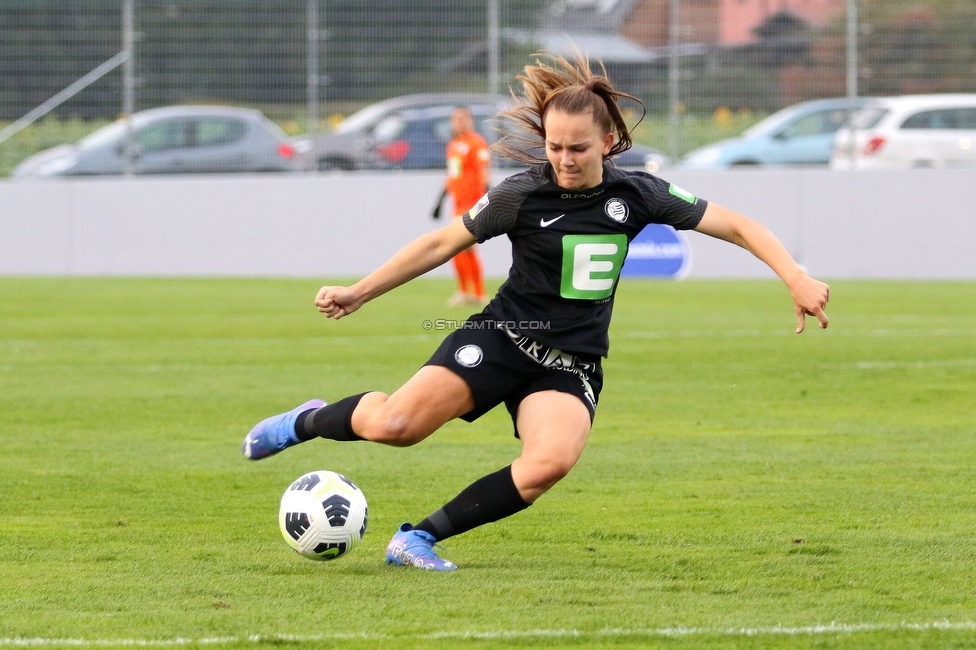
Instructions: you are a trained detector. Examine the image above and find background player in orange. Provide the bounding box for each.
[434,106,491,306]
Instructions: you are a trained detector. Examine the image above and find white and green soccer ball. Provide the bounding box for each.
[278,470,368,561]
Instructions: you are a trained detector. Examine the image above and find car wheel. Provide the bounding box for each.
[318,157,355,171]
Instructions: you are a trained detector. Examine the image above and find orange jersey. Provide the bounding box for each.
[446,130,490,215]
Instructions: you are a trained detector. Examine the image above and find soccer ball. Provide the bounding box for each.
[278,470,368,561]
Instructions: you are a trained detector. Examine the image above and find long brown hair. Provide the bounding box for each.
[495,53,645,166]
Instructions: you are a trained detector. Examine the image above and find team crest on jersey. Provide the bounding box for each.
[604,198,629,223]
[454,344,484,368]
[468,194,489,221]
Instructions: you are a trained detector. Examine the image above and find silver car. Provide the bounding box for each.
[12,106,301,178]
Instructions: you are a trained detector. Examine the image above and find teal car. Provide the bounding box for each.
[680,98,870,169]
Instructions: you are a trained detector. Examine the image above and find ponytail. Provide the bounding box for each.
[495,53,645,166]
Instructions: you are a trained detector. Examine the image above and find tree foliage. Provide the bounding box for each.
[858,0,976,95]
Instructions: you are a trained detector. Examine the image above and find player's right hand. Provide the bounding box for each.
[789,274,830,333]
[315,286,363,320]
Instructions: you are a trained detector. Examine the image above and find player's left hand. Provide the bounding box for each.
[790,274,830,333]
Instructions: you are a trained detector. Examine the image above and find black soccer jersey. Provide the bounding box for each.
[462,161,708,357]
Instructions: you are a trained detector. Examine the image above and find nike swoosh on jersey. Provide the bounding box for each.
[540,214,566,227]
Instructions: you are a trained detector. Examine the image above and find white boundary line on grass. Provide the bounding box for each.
[626,328,976,339]
[3,621,976,646]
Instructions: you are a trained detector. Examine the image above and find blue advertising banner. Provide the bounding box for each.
[621,224,692,279]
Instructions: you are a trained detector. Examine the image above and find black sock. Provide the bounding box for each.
[414,465,529,541]
[296,393,367,442]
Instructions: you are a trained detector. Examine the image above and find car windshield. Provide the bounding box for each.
[372,116,406,142]
[777,109,852,138]
[741,106,807,138]
[259,116,288,139]
[334,98,506,136]
[741,102,864,139]
[848,107,888,129]
[77,120,130,150]
[333,103,396,135]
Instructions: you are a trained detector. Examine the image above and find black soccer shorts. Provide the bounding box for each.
[424,315,603,435]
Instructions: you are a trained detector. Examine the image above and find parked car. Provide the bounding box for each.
[679,98,871,169]
[613,143,668,172]
[295,93,511,171]
[831,94,976,169]
[368,104,667,171]
[296,92,668,172]
[11,106,301,178]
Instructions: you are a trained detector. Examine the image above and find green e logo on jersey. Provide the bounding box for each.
[560,234,628,300]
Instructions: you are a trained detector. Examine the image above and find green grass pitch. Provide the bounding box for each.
[1,277,975,649]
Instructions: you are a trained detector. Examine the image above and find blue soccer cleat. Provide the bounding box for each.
[242,399,325,460]
[386,523,458,571]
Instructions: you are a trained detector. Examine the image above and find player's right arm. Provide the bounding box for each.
[315,217,476,320]
[694,202,829,333]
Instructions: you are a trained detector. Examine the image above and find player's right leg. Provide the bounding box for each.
[242,399,325,460]
[242,365,473,460]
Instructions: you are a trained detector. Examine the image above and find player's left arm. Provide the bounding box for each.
[694,202,829,333]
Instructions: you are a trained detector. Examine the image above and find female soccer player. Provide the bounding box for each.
[243,55,830,571]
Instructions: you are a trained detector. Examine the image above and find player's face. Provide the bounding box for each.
[451,109,474,138]
[544,109,614,190]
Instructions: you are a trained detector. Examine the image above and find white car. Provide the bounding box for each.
[831,94,976,169]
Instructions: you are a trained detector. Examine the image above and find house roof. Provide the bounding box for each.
[542,0,641,33]
[440,1,688,74]
[503,28,659,64]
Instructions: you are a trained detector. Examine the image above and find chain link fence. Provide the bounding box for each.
[2,0,975,175]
